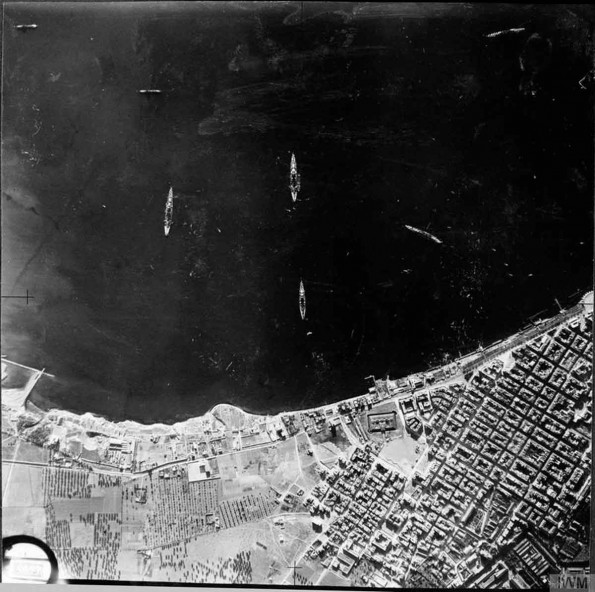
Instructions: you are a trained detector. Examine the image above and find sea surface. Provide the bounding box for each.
[2,3,593,423]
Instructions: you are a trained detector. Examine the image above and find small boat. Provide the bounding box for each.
[138,89,162,95]
[299,279,306,320]
[164,187,174,236]
[15,24,37,30]
[289,153,301,202]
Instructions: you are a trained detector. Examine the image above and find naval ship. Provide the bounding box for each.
[164,187,174,236]
[289,153,301,202]
[14,24,37,30]
[404,224,442,244]
[299,280,306,320]
[138,89,162,95]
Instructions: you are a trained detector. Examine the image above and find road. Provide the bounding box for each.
[4,303,584,481]
[4,299,588,484]
[2,440,21,506]
[457,303,585,378]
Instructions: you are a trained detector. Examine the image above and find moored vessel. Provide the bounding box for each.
[164,187,174,236]
[404,224,442,244]
[289,153,301,202]
[299,279,306,320]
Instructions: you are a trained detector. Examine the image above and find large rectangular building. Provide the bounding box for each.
[368,411,398,432]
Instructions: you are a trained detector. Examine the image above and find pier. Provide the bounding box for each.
[1,359,53,410]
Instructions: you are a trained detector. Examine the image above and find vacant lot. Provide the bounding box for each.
[2,462,45,506]
[69,521,96,547]
[319,568,350,588]
[2,506,46,539]
[379,431,424,475]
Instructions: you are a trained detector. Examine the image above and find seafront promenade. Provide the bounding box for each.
[2,290,592,478]
[456,296,591,377]
[2,291,592,586]
[287,290,593,419]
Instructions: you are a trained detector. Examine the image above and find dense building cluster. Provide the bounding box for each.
[287,315,592,588]
[398,317,592,586]
[304,446,407,583]
[4,300,591,586]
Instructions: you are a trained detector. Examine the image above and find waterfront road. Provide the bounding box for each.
[457,302,586,378]
[3,298,589,480]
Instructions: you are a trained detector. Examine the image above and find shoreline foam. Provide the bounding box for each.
[3,290,592,436]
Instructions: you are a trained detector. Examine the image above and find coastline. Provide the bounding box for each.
[4,289,592,437]
[2,289,592,586]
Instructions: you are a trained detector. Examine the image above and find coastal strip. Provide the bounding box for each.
[2,291,592,457]
[1,291,592,586]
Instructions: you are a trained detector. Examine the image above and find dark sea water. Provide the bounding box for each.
[2,3,593,423]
